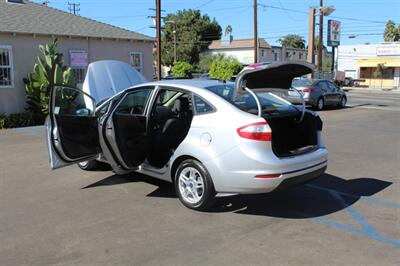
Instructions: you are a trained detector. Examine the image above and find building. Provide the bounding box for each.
[208,36,319,65]
[338,42,400,88]
[0,0,154,114]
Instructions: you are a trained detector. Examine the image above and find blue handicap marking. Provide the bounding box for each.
[307,184,400,249]
[15,126,45,139]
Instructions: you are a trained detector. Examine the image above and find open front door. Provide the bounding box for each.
[104,88,153,170]
[46,85,101,169]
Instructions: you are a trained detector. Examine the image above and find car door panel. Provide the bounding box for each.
[104,88,153,170]
[55,115,100,159]
[46,86,101,169]
[113,113,147,168]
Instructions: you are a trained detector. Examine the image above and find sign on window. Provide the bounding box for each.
[70,50,88,68]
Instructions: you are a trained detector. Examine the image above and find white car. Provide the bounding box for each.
[46,61,328,210]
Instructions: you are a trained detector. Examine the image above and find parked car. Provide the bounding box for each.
[289,79,347,110]
[45,61,328,210]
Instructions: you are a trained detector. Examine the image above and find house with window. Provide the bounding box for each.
[338,42,400,88]
[207,36,309,65]
[0,0,154,114]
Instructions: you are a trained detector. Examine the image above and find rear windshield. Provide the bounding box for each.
[206,84,298,116]
[292,79,313,87]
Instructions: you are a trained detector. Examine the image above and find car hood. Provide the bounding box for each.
[82,60,147,103]
[234,61,315,95]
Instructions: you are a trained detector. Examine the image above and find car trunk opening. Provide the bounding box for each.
[235,61,322,157]
[264,111,322,157]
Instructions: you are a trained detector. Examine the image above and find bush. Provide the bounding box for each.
[209,58,243,81]
[196,53,226,73]
[0,113,39,129]
[0,114,6,129]
[172,61,193,78]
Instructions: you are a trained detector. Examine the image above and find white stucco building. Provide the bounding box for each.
[337,42,400,88]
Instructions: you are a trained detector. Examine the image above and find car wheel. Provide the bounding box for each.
[78,160,109,171]
[316,98,325,110]
[339,96,347,108]
[174,159,216,210]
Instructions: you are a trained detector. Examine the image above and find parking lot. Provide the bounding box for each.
[0,90,399,265]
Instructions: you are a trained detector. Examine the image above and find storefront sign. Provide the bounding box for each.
[69,50,88,67]
[327,20,341,47]
[376,46,400,56]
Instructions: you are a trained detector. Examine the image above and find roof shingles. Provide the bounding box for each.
[0,0,153,41]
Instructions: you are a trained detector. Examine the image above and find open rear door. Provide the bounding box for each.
[46,85,101,169]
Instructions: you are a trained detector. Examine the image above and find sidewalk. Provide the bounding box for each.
[343,86,400,94]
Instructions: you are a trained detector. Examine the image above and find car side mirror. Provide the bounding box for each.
[76,108,91,116]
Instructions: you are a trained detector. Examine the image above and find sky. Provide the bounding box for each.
[32,0,400,46]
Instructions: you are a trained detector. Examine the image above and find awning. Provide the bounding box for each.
[357,58,400,67]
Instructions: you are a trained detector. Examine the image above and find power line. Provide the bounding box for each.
[68,2,80,15]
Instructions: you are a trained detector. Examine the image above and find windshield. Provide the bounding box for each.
[206,84,298,116]
[292,79,313,88]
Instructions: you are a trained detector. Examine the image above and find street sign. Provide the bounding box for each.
[327,20,341,47]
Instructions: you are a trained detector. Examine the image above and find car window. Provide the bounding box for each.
[292,79,312,87]
[205,84,298,116]
[194,95,214,114]
[96,102,109,116]
[206,84,234,100]
[115,89,152,115]
[319,81,329,91]
[327,81,339,91]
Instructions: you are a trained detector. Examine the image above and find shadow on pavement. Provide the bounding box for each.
[82,173,391,218]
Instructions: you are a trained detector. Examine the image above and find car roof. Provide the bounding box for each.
[151,79,232,88]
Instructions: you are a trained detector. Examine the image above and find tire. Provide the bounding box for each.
[315,98,325,110]
[339,96,347,108]
[78,160,109,171]
[174,159,216,210]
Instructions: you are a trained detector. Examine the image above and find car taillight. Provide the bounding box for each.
[237,121,271,141]
[247,63,263,69]
[303,88,313,93]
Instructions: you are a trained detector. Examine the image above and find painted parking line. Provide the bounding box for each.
[306,184,400,249]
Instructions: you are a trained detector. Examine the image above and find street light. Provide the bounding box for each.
[165,20,177,63]
[314,1,335,71]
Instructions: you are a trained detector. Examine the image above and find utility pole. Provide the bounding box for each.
[307,7,315,64]
[68,2,80,15]
[156,0,162,80]
[317,0,323,70]
[253,0,258,63]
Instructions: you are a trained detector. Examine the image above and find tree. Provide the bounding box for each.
[383,20,400,42]
[196,53,226,73]
[172,61,193,78]
[209,58,242,81]
[161,9,222,67]
[373,63,386,88]
[278,34,305,49]
[24,39,75,122]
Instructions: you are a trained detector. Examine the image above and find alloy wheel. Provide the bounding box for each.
[178,167,205,204]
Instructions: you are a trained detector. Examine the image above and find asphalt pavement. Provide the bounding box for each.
[0,90,399,265]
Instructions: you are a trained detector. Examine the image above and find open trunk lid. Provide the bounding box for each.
[235,61,315,94]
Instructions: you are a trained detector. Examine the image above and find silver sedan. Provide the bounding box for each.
[46,61,328,210]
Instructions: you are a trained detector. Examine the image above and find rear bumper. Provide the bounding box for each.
[273,165,326,192]
[204,145,328,194]
[287,97,316,106]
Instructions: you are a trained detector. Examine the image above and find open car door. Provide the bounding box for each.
[46,85,101,169]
